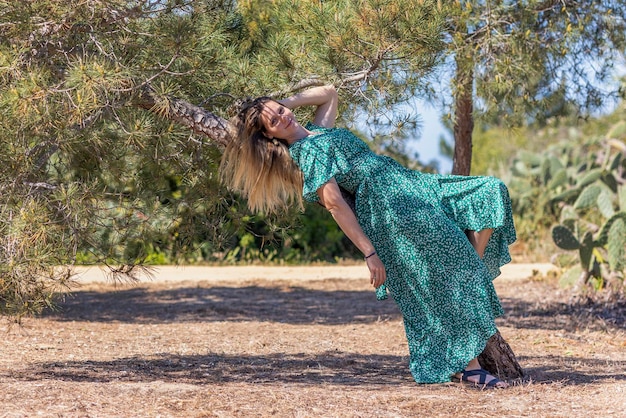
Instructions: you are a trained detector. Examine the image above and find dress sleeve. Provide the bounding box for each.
[290,133,352,203]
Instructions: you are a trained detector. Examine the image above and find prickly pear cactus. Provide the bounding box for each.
[548,123,626,294]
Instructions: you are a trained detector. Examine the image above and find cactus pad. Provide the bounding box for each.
[552,225,580,250]
[607,219,626,271]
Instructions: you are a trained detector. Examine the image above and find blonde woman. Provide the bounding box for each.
[220,85,516,388]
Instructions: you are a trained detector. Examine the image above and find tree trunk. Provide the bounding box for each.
[137,83,524,380]
[452,53,474,176]
[479,330,524,379]
[451,50,523,378]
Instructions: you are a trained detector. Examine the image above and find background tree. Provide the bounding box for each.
[437,0,626,175]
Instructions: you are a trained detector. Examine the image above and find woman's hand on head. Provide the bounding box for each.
[366,254,386,288]
[277,85,338,129]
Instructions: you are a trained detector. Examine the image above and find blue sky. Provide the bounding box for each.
[406,100,453,173]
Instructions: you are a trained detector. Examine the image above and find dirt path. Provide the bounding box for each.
[1,264,625,417]
[71,263,556,283]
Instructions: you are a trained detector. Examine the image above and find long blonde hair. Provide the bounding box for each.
[219,97,304,214]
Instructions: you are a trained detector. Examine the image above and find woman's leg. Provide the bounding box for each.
[466,228,493,258]
[460,228,508,387]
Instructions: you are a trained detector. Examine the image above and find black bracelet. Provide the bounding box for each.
[364,251,377,260]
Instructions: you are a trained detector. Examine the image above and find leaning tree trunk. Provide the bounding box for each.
[137,84,524,380]
[478,330,524,379]
[137,85,233,148]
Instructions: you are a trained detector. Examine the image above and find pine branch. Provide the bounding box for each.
[135,69,391,150]
[137,78,333,149]
[137,84,233,148]
[269,78,326,97]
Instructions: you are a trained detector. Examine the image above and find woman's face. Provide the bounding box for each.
[259,100,302,142]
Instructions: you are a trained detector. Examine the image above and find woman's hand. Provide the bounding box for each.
[366,253,386,288]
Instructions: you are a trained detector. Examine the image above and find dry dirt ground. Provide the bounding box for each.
[1,264,625,418]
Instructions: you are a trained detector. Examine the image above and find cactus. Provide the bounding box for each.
[607,121,626,139]
[579,231,594,271]
[573,183,602,210]
[576,168,603,189]
[607,218,626,271]
[552,225,580,250]
[547,168,567,190]
[548,133,626,293]
[504,119,626,295]
[597,188,615,219]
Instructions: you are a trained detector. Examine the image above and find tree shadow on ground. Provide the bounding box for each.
[498,296,626,332]
[518,355,626,385]
[4,351,623,387]
[43,281,626,332]
[4,351,413,386]
[44,284,402,325]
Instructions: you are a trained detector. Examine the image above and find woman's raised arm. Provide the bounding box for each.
[278,85,338,128]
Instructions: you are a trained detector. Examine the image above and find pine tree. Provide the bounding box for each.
[442,1,626,174]
[0,0,248,318]
[0,1,448,318]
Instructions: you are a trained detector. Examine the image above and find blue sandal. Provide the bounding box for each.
[457,368,506,389]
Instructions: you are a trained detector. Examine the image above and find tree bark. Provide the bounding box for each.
[452,53,474,176]
[137,84,524,380]
[479,330,525,379]
[137,85,233,149]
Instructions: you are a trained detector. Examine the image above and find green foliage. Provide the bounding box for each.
[444,1,626,124]
[470,127,529,175]
[437,1,626,174]
[0,0,246,317]
[219,203,360,264]
[497,99,626,295]
[505,116,626,296]
[0,199,69,319]
[236,0,447,133]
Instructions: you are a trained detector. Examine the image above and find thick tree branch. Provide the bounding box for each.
[137,84,233,148]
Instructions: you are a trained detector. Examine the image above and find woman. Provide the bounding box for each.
[220,85,516,388]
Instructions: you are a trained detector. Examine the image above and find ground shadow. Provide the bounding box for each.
[44,284,402,325]
[4,351,413,386]
[5,351,623,387]
[43,281,626,332]
[517,354,626,385]
[498,296,626,332]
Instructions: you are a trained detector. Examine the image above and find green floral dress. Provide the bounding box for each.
[289,124,517,384]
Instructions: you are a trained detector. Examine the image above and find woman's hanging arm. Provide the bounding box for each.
[317,178,386,288]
